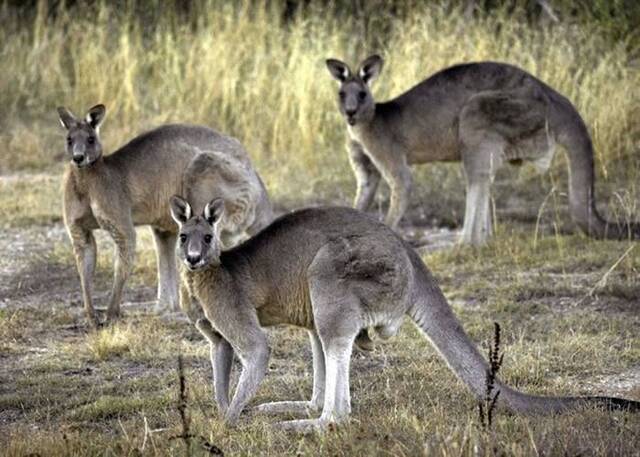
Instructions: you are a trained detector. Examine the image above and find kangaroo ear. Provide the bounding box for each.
[170,195,192,225]
[85,104,106,130]
[358,55,383,85]
[204,198,225,226]
[57,107,77,130]
[326,58,351,83]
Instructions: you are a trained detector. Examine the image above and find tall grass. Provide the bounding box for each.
[1,0,638,206]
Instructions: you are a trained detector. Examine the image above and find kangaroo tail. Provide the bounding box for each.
[404,246,640,414]
[559,106,640,239]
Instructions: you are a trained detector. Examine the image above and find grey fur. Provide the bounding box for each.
[57,104,273,327]
[171,201,639,431]
[326,57,640,244]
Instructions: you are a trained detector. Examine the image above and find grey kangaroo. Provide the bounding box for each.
[58,104,273,327]
[326,56,640,245]
[170,198,639,432]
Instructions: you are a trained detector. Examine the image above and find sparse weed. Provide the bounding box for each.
[85,324,133,360]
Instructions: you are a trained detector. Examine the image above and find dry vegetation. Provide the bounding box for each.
[1,0,639,206]
[1,1,639,456]
[1,227,639,456]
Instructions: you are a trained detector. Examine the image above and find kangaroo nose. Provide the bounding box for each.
[187,254,201,265]
[72,154,84,164]
[345,108,357,117]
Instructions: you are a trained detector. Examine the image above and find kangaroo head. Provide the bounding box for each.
[170,195,225,271]
[56,104,106,168]
[325,55,383,126]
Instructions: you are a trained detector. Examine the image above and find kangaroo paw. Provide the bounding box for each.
[274,418,330,433]
[255,401,321,415]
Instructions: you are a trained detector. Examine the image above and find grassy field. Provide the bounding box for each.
[1,0,639,204]
[1,221,639,456]
[1,1,640,456]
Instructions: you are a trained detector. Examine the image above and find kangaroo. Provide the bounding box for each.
[325,56,640,245]
[170,198,639,431]
[57,104,273,328]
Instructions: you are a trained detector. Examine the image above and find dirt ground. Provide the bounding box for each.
[1,172,639,456]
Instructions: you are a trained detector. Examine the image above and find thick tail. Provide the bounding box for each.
[559,107,640,239]
[404,246,640,414]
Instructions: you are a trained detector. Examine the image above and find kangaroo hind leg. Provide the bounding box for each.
[460,142,504,245]
[276,277,360,431]
[152,228,179,313]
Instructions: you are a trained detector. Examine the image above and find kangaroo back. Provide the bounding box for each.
[184,147,272,240]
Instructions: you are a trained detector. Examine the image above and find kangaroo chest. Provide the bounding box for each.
[187,267,311,336]
[348,124,400,163]
[348,120,460,165]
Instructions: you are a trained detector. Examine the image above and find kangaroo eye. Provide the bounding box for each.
[339,91,346,100]
[87,136,95,145]
[358,91,367,101]
[204,234,213,244]
[179,234,187,244]
[66,137,72,146]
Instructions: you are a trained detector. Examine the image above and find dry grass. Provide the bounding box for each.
[0,174,62,228]
[1,229,639,455]
[1,2,640,455]
[84,325,136,360]
[1,1,639,207]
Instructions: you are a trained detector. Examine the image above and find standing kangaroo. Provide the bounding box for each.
[170,199,639,431]
[57,104,273,327]
[326,56,640,245]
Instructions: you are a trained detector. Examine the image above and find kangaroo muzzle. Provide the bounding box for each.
[186,254,201,266]
[72,144,86,165]
[185,241,206,270]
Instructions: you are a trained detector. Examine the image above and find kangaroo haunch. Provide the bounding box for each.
[326,56,640,245]
[57,104,273,327]
[171,200,639,432]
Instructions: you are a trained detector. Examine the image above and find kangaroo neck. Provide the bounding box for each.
[347,104,388,142]
[192,262,235,295]
[348,117,375,142]
[69,156,106,189]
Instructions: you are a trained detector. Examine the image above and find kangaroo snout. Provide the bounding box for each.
[72,143,86,164]
[186,253,202,266]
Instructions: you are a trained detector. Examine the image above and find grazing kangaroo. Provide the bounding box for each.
[57,104,273,327]
[325,56,640,244]
[170,198,639,431]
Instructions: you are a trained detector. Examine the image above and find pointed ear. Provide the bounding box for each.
[85,104,106,130]
[358,55,383,85]
[204,198,225,226]
[57,107,77,130]
[170,195,192,225]
[326,58,351,83]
